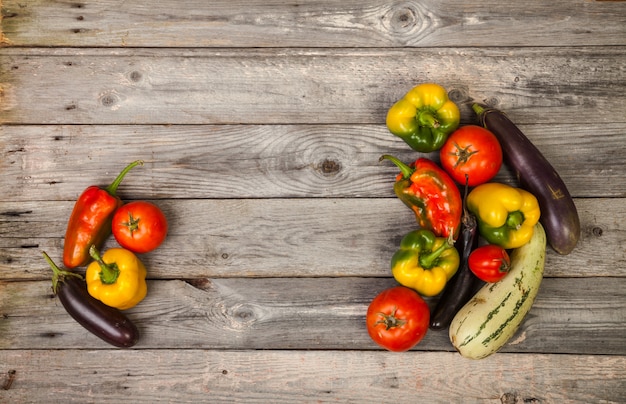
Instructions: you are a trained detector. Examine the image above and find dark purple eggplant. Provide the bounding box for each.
[42,252,139,348]
[472,104,580,255]
[430,182,484,330]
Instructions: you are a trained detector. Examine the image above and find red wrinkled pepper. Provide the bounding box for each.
[380,155,462,241]
[63,161,143,268]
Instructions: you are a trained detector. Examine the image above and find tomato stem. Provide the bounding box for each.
[451,142,478,168]
[122,211,141,237]
[374,307,406,330]
[498,258,511,274]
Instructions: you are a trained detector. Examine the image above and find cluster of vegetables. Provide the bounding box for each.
[366,83,580,359]
[42,160,168,348]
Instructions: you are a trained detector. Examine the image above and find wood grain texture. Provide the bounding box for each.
[1,47,625,125]
[1,0,625,400]
[1,198,624,279]
[1,277,624,354]
[0,350,624,403]
[2,124,624,201]
[2,0,625,47]
[1,350,623,403]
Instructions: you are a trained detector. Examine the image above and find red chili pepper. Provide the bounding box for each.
[380,155,462,241]
[63,161,143,268]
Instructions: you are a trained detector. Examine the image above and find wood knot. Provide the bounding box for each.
[389,6,417,31]
[501,392,541,403]
[100,94,118,107]
[99,91,123,109]
[228,303,262,328]
[316,158,342,176]
[484,97,500,107]
[129,71,143,82]
[447,87,469,104]
[382,1,431,38]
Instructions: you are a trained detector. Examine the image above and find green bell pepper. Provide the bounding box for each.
[386,83,460,153]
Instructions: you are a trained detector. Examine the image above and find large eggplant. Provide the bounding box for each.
[472,104,580,255]
[43,252,139,348]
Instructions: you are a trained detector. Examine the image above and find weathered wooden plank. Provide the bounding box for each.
[0,350,623,404]
[1,277,624,354]
[0,351,624,404]
[1,47,624,124]
[2,124,624,201]
[1,198,624,279]
[2,0,625,48]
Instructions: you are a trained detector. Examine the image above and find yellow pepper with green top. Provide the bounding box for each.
[386,83,460,153]
[467,182,541,249]
[391,228,460,297]
[86,245,147,310]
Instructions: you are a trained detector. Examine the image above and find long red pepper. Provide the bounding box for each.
[63,160,143,268]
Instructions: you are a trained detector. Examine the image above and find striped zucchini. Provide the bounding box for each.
[449,222,546,359]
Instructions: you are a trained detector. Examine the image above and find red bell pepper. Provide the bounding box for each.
[63,161,143,268]
[380,155,462,241]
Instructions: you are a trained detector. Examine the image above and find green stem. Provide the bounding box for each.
[89,245,120,285]
[418,241,450,269]
[379,154,414,179]
[374,307,406,330]
[506,211,525,230]
[472,103,486,116]
[42,251,82,294]
[416,109,440,129]
[105,160,143,196]
[122,211,140,236]
[452,143,479,168]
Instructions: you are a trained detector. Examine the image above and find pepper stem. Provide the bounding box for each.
[105,160,144,196]
[89,245,120,285]
[418,240,451,269]
[42,251,83,295]
[379,154,414,179]
[506,211,525,230]
[416,109,440,129]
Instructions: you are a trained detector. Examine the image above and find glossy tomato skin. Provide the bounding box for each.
[468,244,511,283]
[112,201,168,254]
[439,125,503,186]
[366,286,430,352]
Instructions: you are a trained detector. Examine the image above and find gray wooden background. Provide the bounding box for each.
[1,0,625,402]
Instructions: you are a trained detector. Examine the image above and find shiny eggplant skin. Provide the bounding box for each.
[56,275,139,348]
[430,211,483,330]
[472,104,580,255]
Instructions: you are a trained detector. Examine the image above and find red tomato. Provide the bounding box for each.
[112,201,168,254]
[366,286,430,352]
[439,125,503,186]
[468,245,511,283]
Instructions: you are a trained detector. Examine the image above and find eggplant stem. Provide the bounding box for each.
[42,251,83,294]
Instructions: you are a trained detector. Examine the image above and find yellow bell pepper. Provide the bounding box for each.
[391,229,460,296]
[386,83,460,153]
[467,183,541,249]
[86,245,147,310]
